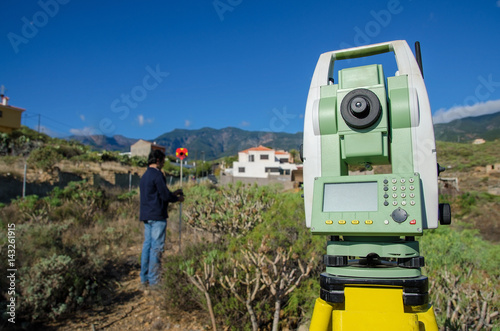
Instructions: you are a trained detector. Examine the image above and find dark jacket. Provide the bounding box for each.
[139,167,179,221]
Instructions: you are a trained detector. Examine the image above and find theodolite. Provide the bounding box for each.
[302,40,451,330]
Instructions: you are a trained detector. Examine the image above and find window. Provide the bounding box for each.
[249,155,254,162]
[260,154,269,160]
[265,167,279,173]
[239,167,245,173]
[0,110,2,117]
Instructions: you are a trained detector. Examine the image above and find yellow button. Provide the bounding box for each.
[338,220,346,225]
[325,220,333,225]
[365,220,373,225]
[351,220,359,225]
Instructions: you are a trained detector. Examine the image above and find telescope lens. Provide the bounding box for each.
[340,88,381,129]
[350,97,369,118]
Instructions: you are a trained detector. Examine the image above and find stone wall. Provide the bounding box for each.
[219,174,296,190]
[0,160,146,203]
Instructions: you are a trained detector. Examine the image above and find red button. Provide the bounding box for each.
[410,219,416,225]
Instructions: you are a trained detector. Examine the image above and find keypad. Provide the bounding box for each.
[383,175,418,208]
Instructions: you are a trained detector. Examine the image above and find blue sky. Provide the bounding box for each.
[1,0,500,139]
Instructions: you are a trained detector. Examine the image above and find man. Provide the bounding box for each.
[139,149,184,287]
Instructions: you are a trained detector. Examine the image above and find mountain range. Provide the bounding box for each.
[69,127,303,160]
[68,112,500,160]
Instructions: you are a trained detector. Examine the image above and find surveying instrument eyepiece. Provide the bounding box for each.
[302,40,451,330]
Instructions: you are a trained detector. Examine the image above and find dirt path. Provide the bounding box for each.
[49,246,209,331]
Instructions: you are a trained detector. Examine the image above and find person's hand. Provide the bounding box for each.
[174,189,184,202]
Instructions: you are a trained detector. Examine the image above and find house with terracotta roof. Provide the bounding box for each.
[232,145,298,178]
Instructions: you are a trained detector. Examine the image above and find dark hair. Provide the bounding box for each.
[147,149,166,166]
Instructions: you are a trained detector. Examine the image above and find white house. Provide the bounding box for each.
[232,145,297,178]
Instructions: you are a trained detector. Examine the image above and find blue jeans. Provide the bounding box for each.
[140,220,167,285]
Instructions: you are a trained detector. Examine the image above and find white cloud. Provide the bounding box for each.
[185,119,191,128]
[69,126,98,136]
[137,114,153,126]
[432,99,500,124]
[497,0,500,7]
[138,115,145,126]
[240,121,250,127]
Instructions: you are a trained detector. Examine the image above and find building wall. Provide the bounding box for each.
[0,106,24,133]
[233,149,298,178]
[486,164,500,174]
[130,140,166,158]
[233,149,281,178]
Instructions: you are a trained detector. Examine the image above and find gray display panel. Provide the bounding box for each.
[323,182,378,212]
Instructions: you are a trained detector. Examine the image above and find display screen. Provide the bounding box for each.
[323,182,378,212]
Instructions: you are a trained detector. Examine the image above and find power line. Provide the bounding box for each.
[23,112,76,135]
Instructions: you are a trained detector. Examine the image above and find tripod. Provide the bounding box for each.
[308,236,438,330]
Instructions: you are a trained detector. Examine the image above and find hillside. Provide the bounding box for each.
[434,111,500,142]
[67,127,302,160]
[67,134,139,152]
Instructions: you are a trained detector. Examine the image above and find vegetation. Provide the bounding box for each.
[1,178,498,329]
[436,140,500,171]
[0,127,498,329]
[165,184,323,330]
[0,181,141,322]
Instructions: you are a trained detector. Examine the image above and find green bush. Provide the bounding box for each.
[130,155,147,167]
[51,181,108,225]
[28,146,62,170]
[20,254,76,320]
[0,181,139,326]
[421,226,499,328]
[183,182,278,239]
[165,188,323,330]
